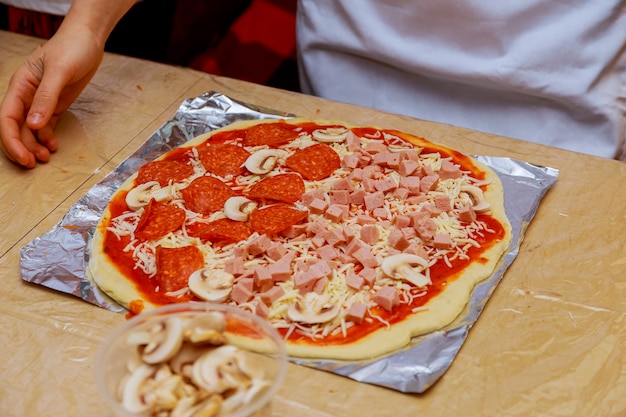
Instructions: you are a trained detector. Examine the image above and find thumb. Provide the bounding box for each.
[26,70,70,130]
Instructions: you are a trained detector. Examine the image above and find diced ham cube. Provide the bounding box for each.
[253,266,273,289]
[230,281,254,304]
[409,211,430,226]
[421,204,442,217]
[313,277,328,294]
[458,203,477,223]
[317,244,338,260]
[353,246,378,268]
[324,227,346,246]
[247,234,272,256]
[360,224,379,245]
[404,243,430,261]
[238,277,254,291]
[399,159,420,177]
[401,227,417,239]
[293,271,318,294]
[433,233,452,249]
[301,189,325,205]
[346,303,368,324]
[393,187,410,200]
[362,164,382,179]
[406,195,428,205]
[388,229,410,251]
[349,167,363,181]
[373,286,399,312]
[224,257,245,276]
[341,153,360,169]
[306,216,328,236]
[349,189,366,205]
[386,152,401,169]
[434,195,452,212]
[346,131,362,151]
[439,160,462,179]
[312,235,326,248]
[308,197,328,214]
[358,267,377,286]
[363,191,385,211]
[371,208,388,219]
[375,177,397,193]
[344,239,363,256]
[308,260,333,279]
[268,261,292,282]
[346,273,365,290]
[342,225,356,241]
[329,190,350,205]
[260,285,285,304]
[364,141,387,154]
[414,218,437,241]
[362,177,378,193]
[372,152,389,166]
[325,204,349,222]
[420,174,440,192]
[266,242,287,261]
[332,177,354,192]
[394,214,411,229]
[254,301,270,318]
[356,214,376,225]
[398,176,421,194]
[281,224,307,238]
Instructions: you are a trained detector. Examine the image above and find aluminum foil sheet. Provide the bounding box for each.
[20,91,559,393]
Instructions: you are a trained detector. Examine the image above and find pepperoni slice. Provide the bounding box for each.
[249,204,309,235]
[194,218,252,243]
[247,173,305,203]
[136,160,194,187]
[181,176,234,215]
[285,143,341,180]
[155,245,204,292]
[197,144,250,178]
[135,199,186,240]
[243,123,300,147]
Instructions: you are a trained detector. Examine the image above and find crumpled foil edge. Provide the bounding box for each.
[19,91,558,393]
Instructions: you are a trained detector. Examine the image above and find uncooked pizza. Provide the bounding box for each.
[87,118,512,360]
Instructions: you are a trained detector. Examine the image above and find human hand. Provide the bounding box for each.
[0,28,105,168]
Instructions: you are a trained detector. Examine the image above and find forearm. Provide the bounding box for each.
[58,0,139,49]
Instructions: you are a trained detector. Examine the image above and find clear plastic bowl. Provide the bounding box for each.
[95,302,288,417]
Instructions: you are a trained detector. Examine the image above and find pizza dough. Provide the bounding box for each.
[87,118,512,360]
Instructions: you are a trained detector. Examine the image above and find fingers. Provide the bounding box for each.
[26,69,69,131]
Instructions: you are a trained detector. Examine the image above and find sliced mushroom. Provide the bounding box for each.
[311,127,349,143]
[121,363,158,414]
[223,196,258,222]
[191,345,242,394]
[125,181,175,211]
[169,344,208,379]
[381,253,431,288]
[244,149,286,174]
[184,312,228,345]
[170,394,223,417]
[128,317,185,364]
[188,268,234,303]
[286,293,340,324]
[460,185,490,213]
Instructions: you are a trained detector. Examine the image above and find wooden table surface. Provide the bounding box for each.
[1,30,625,417]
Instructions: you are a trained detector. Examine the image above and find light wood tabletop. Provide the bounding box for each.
[1,30,625,416]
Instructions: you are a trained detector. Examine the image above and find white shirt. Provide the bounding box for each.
[1,0,71,15]
[297,0,626,160]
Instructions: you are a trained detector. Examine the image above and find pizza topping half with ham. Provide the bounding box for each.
[93,119,511,360]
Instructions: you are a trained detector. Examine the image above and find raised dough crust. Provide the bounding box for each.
[88,118,512,360]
